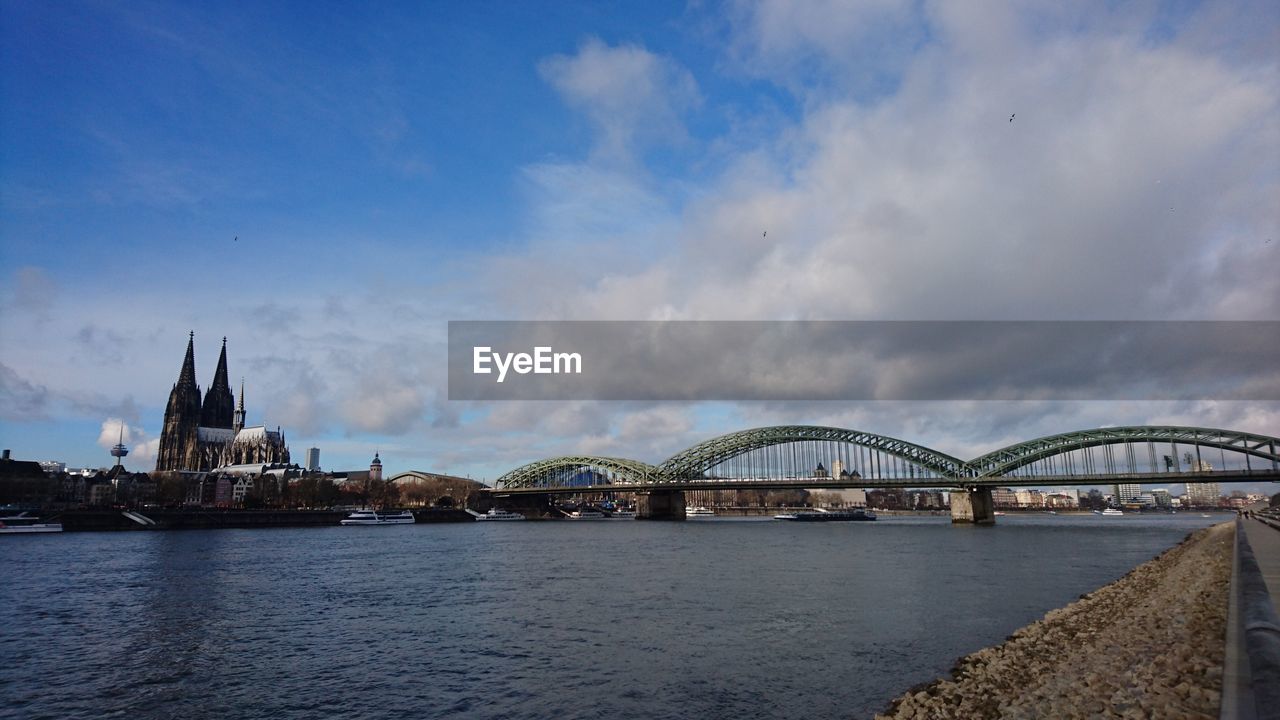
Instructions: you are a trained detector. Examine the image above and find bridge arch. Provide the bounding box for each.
[965,425,1280,478]
[656,425,967,481]
[494,456,660,490]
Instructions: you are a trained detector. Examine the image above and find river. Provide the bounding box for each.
[0,513,1228,719]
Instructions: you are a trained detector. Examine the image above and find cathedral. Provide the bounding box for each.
[155,333,291,472]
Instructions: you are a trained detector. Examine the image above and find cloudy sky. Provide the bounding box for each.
[1,1,1276,487]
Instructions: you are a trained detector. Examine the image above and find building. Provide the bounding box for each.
[1043,492,1078,509]
[1014,489,1044,508]
[305,447,320,472]
[39,461,66,475]
[1185,481,1221,507]
[1150,488,1172,507]
[156,333,290,472]
[991,487,1018,508]
[0,450,53,506]
[1114,483,1142,504]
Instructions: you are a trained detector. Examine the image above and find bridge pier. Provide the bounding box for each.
[951,487,995,525]
[636,489,686,520]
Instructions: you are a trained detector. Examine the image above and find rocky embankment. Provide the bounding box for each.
[877,523,1233,719]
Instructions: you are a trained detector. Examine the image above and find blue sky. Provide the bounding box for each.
[1,1,1277,489]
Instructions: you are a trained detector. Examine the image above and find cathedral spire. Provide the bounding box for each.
[157,332,203,471]
[178,331,197,388]
[201,336,235,428]
[233,377,246,434]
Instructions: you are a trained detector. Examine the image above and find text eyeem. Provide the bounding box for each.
[473,346,582,383]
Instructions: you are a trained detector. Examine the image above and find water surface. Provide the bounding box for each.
[0,513,1228,719]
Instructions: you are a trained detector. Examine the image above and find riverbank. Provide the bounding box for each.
[876,522,1232,719]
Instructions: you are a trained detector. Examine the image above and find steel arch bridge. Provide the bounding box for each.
[965,426,1280,478]
[495,456,660,490]
[657,425,967,480]
[492,424,1280,492]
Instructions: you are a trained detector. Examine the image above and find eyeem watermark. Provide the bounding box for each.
[473,346,582,383]
[449,320,1280,400]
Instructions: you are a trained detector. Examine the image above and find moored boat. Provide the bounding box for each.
[1101,508,1124,517]
[340,509,416,525]
[686,506,716,518]
[473,508,525,521]
[773,508,877,522]
[566,508,605,519]
[0,512,63,534]
[606,509,637,519]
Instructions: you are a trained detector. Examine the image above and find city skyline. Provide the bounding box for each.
[2,1,1277,483]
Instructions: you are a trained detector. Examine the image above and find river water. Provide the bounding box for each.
[1,513,1227,719]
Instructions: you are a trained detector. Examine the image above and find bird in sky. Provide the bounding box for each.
[1009,113,1015,122]
[234,236,238,242]
[763,231,767,237]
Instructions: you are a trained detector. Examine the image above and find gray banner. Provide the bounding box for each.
[447,321,1280,401]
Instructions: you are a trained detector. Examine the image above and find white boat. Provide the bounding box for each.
[340,509,416,525]
[774,508,876,522]
[1101,508,1124,517]
[566,509,605,519]
[686,506,716,518]
[606,509,637,519]
[0,512,63,534]
[474,508,525,521]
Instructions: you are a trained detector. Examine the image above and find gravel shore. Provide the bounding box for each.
[876,523,1233,719]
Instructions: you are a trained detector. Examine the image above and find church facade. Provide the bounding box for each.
[155,333,291,472]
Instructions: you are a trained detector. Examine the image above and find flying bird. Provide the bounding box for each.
[763,231,767,238]
[1009,113,1015,122]
[234,236,238,242]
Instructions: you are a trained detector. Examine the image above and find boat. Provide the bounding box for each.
[340,509,416,525]
[773,508,877,522]
[0,512,63,534]
[686,506,716,518]
[606,509,637,519]
[994,511,1006,516]
[1200,513,1211,518]
[473,508,525,521]
[1101,508,1124,517]
[566,508,605,519]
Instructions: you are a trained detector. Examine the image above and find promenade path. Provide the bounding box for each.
[1224,507,1280,720]
[1241,515,1280,616]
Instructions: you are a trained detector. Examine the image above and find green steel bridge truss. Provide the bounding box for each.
[492,424,1280,490]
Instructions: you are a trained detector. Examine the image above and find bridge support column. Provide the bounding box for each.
[951,487,995,525]
[636,489,686,520]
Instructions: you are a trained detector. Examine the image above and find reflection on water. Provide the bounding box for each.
[0,514,1227,719]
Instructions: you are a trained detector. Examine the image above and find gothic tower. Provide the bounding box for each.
[233,378,246,434]
[156,332,203,471]
[200,337,235,429]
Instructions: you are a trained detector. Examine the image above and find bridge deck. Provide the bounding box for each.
[491,469,1280,495]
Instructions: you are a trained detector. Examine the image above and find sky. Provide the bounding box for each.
[1,0,1277,491]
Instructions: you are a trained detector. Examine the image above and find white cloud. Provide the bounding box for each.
[539,37,700,162]
[96,417,159,466]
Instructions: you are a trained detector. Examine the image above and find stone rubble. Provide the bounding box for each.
[875,523,1232,719]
